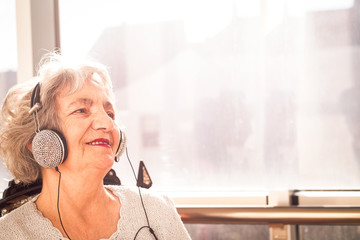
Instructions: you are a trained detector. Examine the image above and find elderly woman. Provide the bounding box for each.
[0,53,191,240]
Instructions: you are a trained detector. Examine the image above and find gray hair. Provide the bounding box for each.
[0,52,114,183]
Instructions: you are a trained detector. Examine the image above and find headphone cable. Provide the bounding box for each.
[54,148,157,240]
[125,147,158,240]
[55,167,72,240]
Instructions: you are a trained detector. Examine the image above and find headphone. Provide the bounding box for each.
[29,83,126,169]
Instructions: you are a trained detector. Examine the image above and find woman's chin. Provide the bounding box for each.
[99,157,115,170]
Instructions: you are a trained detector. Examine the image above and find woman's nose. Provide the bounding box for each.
[91,109,114,131]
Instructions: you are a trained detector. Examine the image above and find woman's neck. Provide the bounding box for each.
[38,167,113,209]
[36,167,121,239]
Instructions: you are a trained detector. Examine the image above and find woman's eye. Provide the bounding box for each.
[74,108,86,114]
[107,112,115,119]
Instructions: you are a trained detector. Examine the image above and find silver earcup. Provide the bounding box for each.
[32,129,67,168]
[115,130,127,161]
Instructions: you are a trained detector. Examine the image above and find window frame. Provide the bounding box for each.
[15,0,360,228]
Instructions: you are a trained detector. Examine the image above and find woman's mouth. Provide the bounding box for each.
[86,138,111,148]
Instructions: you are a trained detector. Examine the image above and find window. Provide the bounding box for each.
[59,0,360,191]
[2,1,359,239]
[0,0,17,192]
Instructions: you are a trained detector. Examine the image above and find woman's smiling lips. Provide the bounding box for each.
[86,138,111,148]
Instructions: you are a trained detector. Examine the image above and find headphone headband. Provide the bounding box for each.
[29,83,42,115]
[30,83,41,109]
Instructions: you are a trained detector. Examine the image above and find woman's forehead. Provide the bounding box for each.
[57,81,115,107]
[56,71,111,93]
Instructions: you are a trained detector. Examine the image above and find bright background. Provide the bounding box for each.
[59,0,360,191]
[1,0,360,193]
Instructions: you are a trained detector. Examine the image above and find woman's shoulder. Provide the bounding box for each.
[107,185,175,208]
[0,199,36,238]
[106,185,166,198]
[0,198,34,223]
[106,185,192,239]
[0,196,63,240]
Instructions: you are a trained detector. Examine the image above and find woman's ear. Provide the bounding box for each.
[26,143,33,153]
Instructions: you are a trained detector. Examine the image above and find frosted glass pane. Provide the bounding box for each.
[58,0,360,191]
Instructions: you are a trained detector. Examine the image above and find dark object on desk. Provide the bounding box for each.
[137,161,153,189]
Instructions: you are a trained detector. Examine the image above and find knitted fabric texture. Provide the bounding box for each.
[0,185,191,240]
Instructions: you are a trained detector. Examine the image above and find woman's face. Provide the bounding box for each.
[55,80,120,172]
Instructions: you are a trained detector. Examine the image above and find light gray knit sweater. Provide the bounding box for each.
[0,185,191,239]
